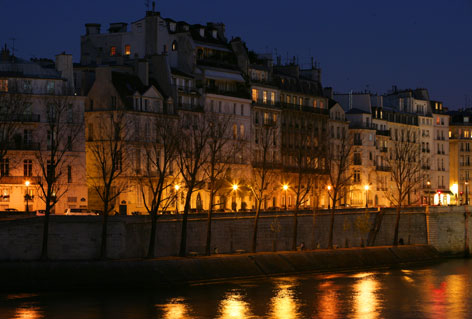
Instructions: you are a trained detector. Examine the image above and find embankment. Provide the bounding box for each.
[0,245,440,291]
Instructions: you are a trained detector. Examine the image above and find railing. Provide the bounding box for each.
[177,103,204,112]
[376,130,390,137]
[376,165,391,172]
[0,114,40,122]
[350,123,376,130]
[353,159,362,165]
[380,147,388,153]
[205,87,250,99]
[0,176,40,184]
[9,142,40,151]
[173,85,198,94]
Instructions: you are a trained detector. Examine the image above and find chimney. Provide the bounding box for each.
[55,53,74,93]
[85,23,101,35]
[136,60,149,86]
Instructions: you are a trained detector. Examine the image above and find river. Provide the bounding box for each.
[1,258,471,318]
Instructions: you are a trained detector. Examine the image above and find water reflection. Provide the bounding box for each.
[14,306,43,319]
[217,290,253,319]
[316,281,340,319]
[269,280,300,319]
[159,298,193,319]
[446,274,467,318]
[353,273,379,319]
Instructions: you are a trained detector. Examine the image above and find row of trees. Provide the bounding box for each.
[0,91,425,259]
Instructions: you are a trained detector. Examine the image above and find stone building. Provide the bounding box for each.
[0,48,87,213]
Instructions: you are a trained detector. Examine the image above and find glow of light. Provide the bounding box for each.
[317,281,340,319]
[174,185,180,191]
[159,298,190,319]
[25,180,30,187]
[232,184,238,191]
[217,292,251,319]
[283,184,289,191]
[364,185,369,191]
[327,185,332,191]
[269,283,300,319]
[15,307,43,319]
[353,275,379,319]
[451,184,458,195]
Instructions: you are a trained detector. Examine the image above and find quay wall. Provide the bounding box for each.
[0,206,470,260]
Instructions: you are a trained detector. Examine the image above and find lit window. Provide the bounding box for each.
[263,91,267,104]
[124,45,131,55]
[270,92,275,104]
[110,46,117,56]
[252,89,258,102]
[172,41,177,51]
[313,100,317,108]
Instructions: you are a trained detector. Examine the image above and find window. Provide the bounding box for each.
[47,160,54,179]
[23,159,32,177]
[252,89,258,102]
[354,169,361,182]
[0,79,8,92]
[263,91,267,104]
[240,125,245,139]
[88,124,94,141]
[24,129,32,145]
[172,41,177,51]
[124,45,131,55]
[110,46,117,56]
[218,101,222,113]
[23,80,32,92]
[47,81,55,94]
[233,103,236,114]
[270,92,275,104]
[232,124,237,139]
[240,104,244,116]
[67,136,72,151]
[0,158,9,176]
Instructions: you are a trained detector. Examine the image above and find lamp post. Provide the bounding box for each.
[232,184,238,212]
[283,184,289,210]
[466,181,469,205]
[327,185,332,210]
[427,181,431,206]
[364,184,369,208]
[25,180,30,213]
[174,184,180,213]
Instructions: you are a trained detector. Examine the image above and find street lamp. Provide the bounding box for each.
[174,184,180,213]
[427,181,431,205]
[232,184,239,211]
[283,184,289,210]
[25,180,30,213]
[466,181,469,205]
[327,185,332,210]
[364,184,369,208]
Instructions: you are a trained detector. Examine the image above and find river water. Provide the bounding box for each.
[1,259,472,319]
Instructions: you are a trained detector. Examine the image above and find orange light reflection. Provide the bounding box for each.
[353,275,379,319]
[269,282,300,319]
[217,291,252,319]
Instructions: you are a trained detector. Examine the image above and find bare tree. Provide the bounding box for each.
[87,111,130,259]
[325,127,353,249]
[138,115,178,258]
[202,113,237,256]
[0,91,31,167]
[176,112,210,257]
[36,95,83,260]
[248,121,278,253]
[384,127,422,246]
[285,129,326,251]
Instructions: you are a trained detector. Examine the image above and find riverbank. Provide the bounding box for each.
[0,245,441,291]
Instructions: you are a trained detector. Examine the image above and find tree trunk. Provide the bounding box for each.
[205,191,215,256]
[179,189,193,257]
[40,199,51,260]
[100,200,109,259]
[328,192,336,249]
[147,209,158,258]
[251,199,262,253]
[292,206,299,251]
[393,205,401,246]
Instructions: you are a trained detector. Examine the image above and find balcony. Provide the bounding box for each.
[205,86,250,99]
[422,165,431,170]
[177,103,204,112]
[376,130,390,137]
[0,113,40,123]
[380,147,388,153]
[376,165,391,172]
[0,176,40,184]
[9,142,40,151]
[173,85,198,94]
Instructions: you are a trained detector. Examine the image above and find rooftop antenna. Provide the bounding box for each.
[152,1,155,12]
[9,37,16,56]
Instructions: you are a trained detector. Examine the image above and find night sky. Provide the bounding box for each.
[1,0,471,109]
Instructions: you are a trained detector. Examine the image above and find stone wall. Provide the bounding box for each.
[0,206,470,260]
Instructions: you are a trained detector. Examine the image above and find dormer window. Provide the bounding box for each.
[212,30,217,38]
[110,46,117,56]
[124,45,131,55]
[199,28,205,37]
[169,23,176,32]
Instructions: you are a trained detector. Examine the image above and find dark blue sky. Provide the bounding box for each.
[1,0,471,109]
